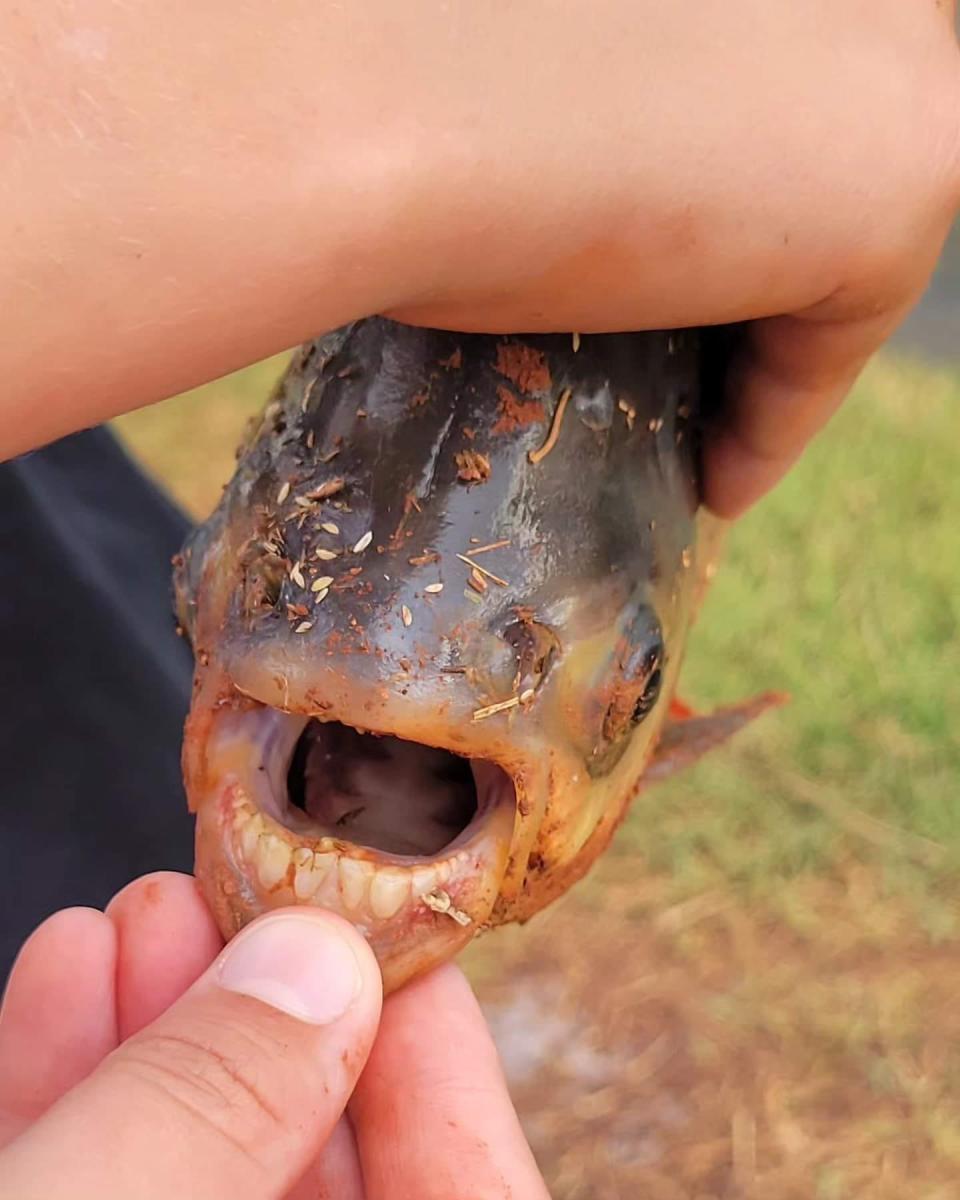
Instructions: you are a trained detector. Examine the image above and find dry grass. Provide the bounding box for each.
[467,858,960,1199]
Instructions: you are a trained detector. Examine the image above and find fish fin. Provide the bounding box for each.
[668,695,698,721]
[644,692,788,784]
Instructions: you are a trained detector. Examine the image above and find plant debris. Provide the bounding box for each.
[422,889,472,926]
[300,377,317,413]
[472,695,521,721]
[304,477,345,501]
[457,553,509,588]
[469,539,510,555]
[529,388,572,465]
[455,450,492,483]
[495,342,552,395]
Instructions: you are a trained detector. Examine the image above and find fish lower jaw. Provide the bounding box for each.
[221,784,507,929]
[190,704,518,987]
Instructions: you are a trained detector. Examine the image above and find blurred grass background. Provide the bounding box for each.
[643,355,960,923]
[116,326,960,1197]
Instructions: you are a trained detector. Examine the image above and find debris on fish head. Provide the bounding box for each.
[175,319,782,991]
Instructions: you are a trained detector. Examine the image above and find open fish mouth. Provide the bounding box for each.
[194,697,519,971]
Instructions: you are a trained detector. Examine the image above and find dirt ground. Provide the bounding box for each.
[467,855,960,1200]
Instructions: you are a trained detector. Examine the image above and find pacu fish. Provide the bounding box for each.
[175,320,779,991]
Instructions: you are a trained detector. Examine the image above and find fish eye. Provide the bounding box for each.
[586,611,665,775]
[631,663,662,724]
[602,632,664,741]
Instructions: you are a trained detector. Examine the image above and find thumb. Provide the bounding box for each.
[0,909,382,1200]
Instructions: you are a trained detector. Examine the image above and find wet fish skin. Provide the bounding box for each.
[175,320,775,989]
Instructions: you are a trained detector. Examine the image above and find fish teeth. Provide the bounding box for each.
[234,809,463,920]
[257,833,291,890]
[292,848,334,900]
[368,870,410,920]
[410,865,439,897]
[230,799,255,831]
[338,857,371,911]
[239,813,265,862]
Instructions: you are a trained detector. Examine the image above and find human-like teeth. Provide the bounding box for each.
[411,865,440,897]
[292,846,334,900]
[229,792,479,920]
[240,813,266,861]
[338,857,372,911]
[257,833,291,890]
[368,870,410,919]
[231,801,255,831]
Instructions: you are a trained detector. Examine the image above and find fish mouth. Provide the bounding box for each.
[193,698,518,985]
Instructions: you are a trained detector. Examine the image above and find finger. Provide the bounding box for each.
[2,909,382,1200]
[107,871,224,1039]
[0,908,118,1142]
[286,1116,366,1200]
[351,965,549,1200]
[704,305,903,519]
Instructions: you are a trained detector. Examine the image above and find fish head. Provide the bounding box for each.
[175,320,734,990]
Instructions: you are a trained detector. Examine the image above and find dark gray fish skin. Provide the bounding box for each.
[175,321,734,990]
[179,320,701,724]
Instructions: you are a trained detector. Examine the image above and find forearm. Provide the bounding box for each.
[1,2,421,458]
[4,1,957,509]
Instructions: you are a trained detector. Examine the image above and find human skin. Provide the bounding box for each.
[0,873,550,1200]
[2,1,958,514]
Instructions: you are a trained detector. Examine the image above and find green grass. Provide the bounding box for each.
[616,354,960,929]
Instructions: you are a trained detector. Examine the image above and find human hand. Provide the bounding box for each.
[4,1,958,514]
[374,0,960,517]
[0,872,547,1200]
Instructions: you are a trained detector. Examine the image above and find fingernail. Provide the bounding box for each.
[217,914,364,1024]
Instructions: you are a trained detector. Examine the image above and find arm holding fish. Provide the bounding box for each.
[1,0,957,513]
[0,872,550,1200]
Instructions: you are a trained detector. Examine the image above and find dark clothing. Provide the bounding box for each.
[0,427,194,982]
